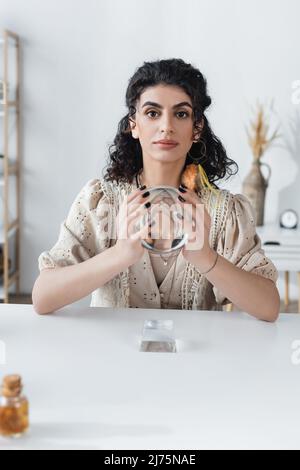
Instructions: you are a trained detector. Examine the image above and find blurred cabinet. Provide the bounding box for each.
[257,224,300,313]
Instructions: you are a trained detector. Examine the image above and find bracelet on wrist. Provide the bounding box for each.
[199,252,219,275]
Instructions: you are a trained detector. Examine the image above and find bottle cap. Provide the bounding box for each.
[1,374,23,398]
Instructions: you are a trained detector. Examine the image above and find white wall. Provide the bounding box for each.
[0,0,299,305]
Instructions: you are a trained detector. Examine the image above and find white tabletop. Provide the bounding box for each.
[0,304,300,450]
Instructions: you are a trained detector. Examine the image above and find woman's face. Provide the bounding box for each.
[131,84,200,164]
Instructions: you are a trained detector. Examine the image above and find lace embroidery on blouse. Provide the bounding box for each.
[38,177,277,310]
[99,179,231,310]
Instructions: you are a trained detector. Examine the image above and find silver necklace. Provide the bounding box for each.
[156,251,178,267]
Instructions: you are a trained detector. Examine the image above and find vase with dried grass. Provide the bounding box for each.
[242,101,280,226]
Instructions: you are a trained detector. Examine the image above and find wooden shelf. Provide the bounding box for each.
[0,101,18,110]
[0,29,20,303]
[0,31,18,45]
[0,109,17,118]
[0,269,19,299]
[0,220,19,244]
[0,164,19,183]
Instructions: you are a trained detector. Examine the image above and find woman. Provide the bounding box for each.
[33,59,280,320]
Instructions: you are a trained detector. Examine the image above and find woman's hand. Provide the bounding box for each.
[115,187,152,267]
[177,186,217,272]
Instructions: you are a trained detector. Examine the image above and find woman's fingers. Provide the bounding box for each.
[121,204,152,238]
[177,198,196,232]
[127,208,146,234]
[126,187,149,206]
[117,195,150,238]
[122,189,150,218]
[177,188,205,223]
[177,189,206,250]
[126,187,147,203]
[131,220,152,242]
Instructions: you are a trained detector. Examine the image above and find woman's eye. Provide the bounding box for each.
[146,110,159,118]
[177,111,189,118]
[145,110,189,119]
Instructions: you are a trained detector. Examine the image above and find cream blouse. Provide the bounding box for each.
[38,178,278,311]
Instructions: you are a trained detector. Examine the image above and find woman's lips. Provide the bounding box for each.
[154,142,179,150]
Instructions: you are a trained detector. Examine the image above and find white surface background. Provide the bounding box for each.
[0,305,300,450]
[0,0,299,304]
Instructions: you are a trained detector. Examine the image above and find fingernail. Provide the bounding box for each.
[139,185,147,191]
[144,202,151,209]
[178,187,187,193]
[178,195,185,203]
[142,191,150,198]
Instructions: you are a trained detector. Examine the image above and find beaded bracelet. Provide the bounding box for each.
[199,252,219,275]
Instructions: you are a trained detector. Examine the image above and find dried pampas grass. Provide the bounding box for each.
[246,100,280,162]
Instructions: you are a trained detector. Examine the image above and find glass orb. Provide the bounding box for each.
[138,186,189,254]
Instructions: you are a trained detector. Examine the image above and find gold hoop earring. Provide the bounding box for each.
[188,139,206,165]
[187,141,217,194]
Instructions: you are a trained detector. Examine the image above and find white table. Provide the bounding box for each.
[257,225,300,312]
[0,304,300,450]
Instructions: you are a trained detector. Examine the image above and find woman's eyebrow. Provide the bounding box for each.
[141,101,193,109]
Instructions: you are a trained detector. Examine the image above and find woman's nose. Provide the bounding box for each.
[159,114,174,134]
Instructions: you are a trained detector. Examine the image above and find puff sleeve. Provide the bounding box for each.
[213,193,278,305]
[38,178,109,271]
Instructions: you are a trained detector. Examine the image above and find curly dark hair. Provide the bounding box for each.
[103,58,238,187]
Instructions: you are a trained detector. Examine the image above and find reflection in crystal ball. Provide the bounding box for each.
[139,186,189,254]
